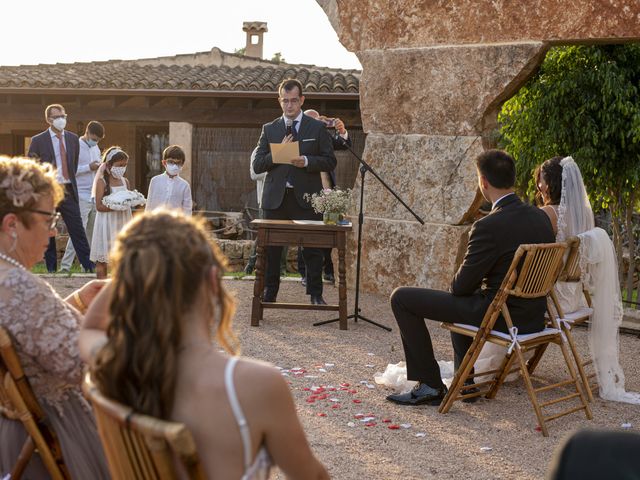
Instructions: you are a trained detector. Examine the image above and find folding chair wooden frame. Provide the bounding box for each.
[0,326,71,480]
[82,373,206,480]
[438,243,593,436]
[544,236,597,401]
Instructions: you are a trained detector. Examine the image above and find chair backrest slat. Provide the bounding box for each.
[83,374,206,480]
[478,242,567,332]
[559,236,581,282]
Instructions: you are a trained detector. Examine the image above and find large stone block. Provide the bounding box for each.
[355,134,482,224]
[359,43,546,136]
[346,218,469,296]
[320,0,640,51]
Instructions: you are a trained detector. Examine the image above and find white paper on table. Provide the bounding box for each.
[292,220,325,225]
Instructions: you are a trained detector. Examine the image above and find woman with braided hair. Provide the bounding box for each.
[80,210,329,480]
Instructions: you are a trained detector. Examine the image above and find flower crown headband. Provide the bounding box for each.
[0,169,40,207]
[105,148,124,163]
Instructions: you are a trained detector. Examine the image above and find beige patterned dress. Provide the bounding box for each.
[0,265,109,479]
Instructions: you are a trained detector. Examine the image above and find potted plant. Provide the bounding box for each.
[304,188,352,225]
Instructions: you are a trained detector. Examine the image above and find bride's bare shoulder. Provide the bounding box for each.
[539,205,558,234]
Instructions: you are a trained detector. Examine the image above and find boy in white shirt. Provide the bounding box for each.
[146,145,193,215]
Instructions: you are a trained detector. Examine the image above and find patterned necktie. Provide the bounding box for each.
[56,132,70,181]
[291,120,298,140]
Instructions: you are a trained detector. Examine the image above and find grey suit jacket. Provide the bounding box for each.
[252,114,337,210]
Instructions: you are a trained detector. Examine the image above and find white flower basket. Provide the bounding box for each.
[102,189,146,211]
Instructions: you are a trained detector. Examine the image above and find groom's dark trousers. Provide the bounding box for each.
[391,194,555,389]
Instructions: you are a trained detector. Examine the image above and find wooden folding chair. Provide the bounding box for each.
[0,326,71,480]
[545,236,597,401]
[438,243,593,436]
[82,373,206,480]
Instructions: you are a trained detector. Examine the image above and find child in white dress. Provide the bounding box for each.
[145,145,193,215]
[90,146,132,278]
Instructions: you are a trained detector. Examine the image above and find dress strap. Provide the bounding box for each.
[224,357,252,471]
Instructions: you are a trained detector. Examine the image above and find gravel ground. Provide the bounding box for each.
[48,275,640,480]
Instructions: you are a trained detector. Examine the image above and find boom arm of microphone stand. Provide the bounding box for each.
[334,135,425,225]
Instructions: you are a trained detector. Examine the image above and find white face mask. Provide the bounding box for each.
[166,163,182,176]
[110,166,127,179]
[52,117,67,131]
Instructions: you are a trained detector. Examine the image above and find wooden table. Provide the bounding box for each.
[250,219,352,330]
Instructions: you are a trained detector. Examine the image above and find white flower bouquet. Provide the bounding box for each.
[304,188,352,225]
[102,189,146,211]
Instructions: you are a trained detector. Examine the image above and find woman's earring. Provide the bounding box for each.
[9,231,17,253]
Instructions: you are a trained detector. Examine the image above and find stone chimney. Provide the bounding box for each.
[242,21,268,59]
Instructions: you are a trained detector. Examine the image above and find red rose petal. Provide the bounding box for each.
[349,389,358,394]
[354,414,364,419]
[303,387,310,391]
[340,383,350,387]
[353,399,362,404]
[382,419,392,423]
[535,426,542,432]
[306,399,316,403]
[317,413,327,417]
[331,404,341,409]
[388,424,400,430]
[364,422,376,427]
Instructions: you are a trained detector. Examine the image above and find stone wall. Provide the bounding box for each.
[319,0,640,295]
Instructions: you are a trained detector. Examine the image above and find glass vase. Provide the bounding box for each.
[323,211,342,225]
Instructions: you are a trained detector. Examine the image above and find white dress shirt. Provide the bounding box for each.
[492,192,516,210]
[48,127,70,184]
[145,172,193,216]
[76,138,101,202]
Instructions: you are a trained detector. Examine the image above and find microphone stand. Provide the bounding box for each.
[314,133,425,331]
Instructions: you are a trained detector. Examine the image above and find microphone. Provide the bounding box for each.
[284,118,293,136]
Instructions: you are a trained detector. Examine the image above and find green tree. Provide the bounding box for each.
[234,47,246,55]
[499,44,640,300]
[270,52,285,63]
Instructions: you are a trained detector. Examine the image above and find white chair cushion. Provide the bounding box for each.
[452,324,561,342]
[556,307,593,323]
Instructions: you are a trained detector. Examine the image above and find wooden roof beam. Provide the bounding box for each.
[111,96,132,108]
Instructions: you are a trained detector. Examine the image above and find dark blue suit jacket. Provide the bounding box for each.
[253,114,336,210]
[28,129,80,201]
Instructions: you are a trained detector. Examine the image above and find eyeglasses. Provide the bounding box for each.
[49,114,67,120]
[279,98,300,105]
[23,209,61,230]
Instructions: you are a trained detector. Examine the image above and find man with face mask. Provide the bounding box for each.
[27,104,94,273]
[59,120,104,273]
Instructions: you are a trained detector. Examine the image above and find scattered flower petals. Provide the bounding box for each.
[382,419,392,423]
[622,423,632,429]
[415,432,426,438]
[318,368,327,373]
[388,424,400,430]
[365,364,375,368]
[480,447,492,452]
[325,363,335,367]
[400,424,412,429]
[304,375,319,378]
[359,380,369,384]
[361,417,375,422]
[535,426,542,432]
[331,404,341,409]
[350,389,358,394]
[366,384,376,389]
[317,413,327,417]
[364,422,377,427]
[353,399,362,404]
[340,383,350,387]
[354,413,365,419]
[347,422,356,427]
[330,398,340,402]
[367,352,375,356]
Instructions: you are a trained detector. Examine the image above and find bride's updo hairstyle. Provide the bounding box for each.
[535,156,563,206]
[92,209,237,419]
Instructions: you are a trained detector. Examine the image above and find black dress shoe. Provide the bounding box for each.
[263,288,277,303]
[323,272,335,284]
[310,295,327,305]
[386,382,448,406]
[461,380,480,403]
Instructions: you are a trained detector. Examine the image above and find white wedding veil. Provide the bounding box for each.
[558,156,640,404]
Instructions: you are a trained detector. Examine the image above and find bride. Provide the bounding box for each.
[523,156,638,404]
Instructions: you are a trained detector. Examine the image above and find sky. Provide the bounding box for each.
[0,0,361,70]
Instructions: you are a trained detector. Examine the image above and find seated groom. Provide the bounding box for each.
[386,149,554,406]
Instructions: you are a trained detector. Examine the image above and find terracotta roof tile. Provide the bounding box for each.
[0,60,359,94]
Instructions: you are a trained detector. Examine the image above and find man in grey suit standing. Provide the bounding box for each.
[252,78,337,305]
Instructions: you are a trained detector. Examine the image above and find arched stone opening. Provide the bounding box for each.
[317,0,640,294]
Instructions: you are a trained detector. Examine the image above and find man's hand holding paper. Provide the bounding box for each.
[270,140,304,166]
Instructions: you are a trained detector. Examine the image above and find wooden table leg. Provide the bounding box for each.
[338,233,348,330]
[251,230,266,326]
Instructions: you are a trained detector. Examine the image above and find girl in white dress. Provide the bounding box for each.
[90,146,132,279]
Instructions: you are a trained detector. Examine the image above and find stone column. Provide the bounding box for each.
[169,122,193,185]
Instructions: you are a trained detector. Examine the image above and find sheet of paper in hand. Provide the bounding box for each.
[270,141,300,164]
